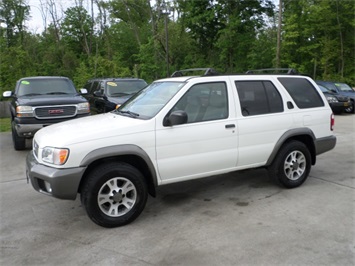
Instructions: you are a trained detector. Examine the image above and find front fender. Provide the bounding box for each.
[80,144,158,190]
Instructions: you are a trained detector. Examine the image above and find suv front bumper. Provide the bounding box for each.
[26,152,86,200]
[15,114,90,137]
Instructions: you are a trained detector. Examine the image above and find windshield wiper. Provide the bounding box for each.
[46,92,69,95]
[21,93,42,96]
[116,110,140,118]
[110,92,129,96]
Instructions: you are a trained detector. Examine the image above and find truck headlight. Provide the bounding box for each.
[326,96,338,103]
[77,102,90,114]
[42,147,69,165]
[16,106,34,117]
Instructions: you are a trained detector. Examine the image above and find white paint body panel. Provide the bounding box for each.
[32,75,335,186]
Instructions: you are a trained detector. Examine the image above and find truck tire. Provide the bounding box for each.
[81,162,148,228]
[12,121,26,150]
[344,100,354,114]
[268,141,311,188]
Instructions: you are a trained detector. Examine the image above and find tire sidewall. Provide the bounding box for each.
[82,162,148,228]
[271,141,311,188]
[344,100,354,113]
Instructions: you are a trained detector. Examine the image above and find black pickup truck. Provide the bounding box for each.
[3,76,90,150]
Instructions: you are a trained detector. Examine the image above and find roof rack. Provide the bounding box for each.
[171,68,219,77]
[245,68,299,75]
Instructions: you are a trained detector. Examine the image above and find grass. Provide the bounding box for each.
[0,118,11,132]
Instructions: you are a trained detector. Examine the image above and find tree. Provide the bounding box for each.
[0,0,30,46]
[61,6,93,56]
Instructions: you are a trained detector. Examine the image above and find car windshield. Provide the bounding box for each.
[17,78,77,97]
[106,80,147,97]
[115,81,185,119]
[318,85,330,93]
[335,83,353,92]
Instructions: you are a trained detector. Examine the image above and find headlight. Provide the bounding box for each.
[326,96,338,103]
[77,102,90,114]
[42,147,69,165]
[16,106,34,117]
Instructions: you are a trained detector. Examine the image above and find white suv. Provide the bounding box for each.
[26,69,336,227]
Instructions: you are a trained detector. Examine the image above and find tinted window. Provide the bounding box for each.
[278,78,324,108]
[106,80,147,96]
[235,81,283,116]
[173,82,228,123]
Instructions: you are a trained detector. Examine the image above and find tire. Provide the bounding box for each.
[81,162,148,228]
[344,100,354,114]
[268,141,311,188]
[11,121,26,150]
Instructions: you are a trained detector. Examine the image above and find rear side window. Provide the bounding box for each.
[235,81,283,116]
[278,78,324,108]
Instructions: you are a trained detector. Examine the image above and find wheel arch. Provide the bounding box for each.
[78,145,158,197]
[266,128,316,167]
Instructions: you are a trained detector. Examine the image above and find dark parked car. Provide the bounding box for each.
[2,76,90,150]
[316,81,355,113]
[317,84,350,114]
[82,78,147,114]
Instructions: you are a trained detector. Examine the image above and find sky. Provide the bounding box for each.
[26,0,93,33]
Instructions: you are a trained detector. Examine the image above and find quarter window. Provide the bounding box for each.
[278,77,324,108]
[235,81,283,116]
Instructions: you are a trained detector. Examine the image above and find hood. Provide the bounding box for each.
[336,91,355,98]
[35,112,153,147]
[17,94,87,106]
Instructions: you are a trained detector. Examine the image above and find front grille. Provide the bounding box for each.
[34,105,77,119]
[336,96,349,102]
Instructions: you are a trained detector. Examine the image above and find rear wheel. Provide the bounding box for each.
[11,121,26,150]
[268,141,311,188]
[81,162,148,228]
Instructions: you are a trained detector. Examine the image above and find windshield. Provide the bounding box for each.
[116,81,185,119]
[318,85,330,93]
[106,80,147,97]
[17,78,77,97]
[335,83,353,92]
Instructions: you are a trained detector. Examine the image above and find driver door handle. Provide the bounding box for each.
[225,124,235,129]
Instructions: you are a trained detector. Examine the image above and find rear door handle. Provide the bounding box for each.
[225,124,235,129]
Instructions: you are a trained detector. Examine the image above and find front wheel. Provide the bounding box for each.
[81,162,148,228]
[344,100,354,114]
[268,141,311,188]
[12,121,26,150]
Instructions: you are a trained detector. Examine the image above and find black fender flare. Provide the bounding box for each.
[80,144,158,194]
[266,128,316,166]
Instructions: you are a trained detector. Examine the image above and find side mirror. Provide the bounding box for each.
[164,110,188,126]
[2,91,13,98]
[79,88,88,95]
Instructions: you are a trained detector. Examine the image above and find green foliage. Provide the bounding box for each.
[281,0,355,83]
[0,0,354,94]
[0,118,11,132]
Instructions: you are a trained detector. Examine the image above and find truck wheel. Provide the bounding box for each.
[268,141,311,188]
[344,100,354,113]
[11,121,26,150]
[81,162,148,228]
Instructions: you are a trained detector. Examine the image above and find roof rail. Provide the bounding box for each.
[171,68,219,77]
[245,68,299,75]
